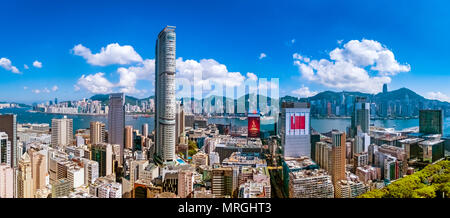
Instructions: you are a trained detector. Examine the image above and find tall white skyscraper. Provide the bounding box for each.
[51,116,73,148]
[108,93,125,166]
[142,123,148,138]
[155,26,176,163]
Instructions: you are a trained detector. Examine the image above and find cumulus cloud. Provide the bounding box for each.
[293,39,410,93]
[291,39,296,44]
[23,86,28,90]
[76,72,115,93]
[246,72,258,81]
[116,59,155,94]
[52,85,58,91]
[0,57,20,74]
[426,91,450,102]
[74,56,273,96]
[259,53,267,60]
[72,43,143,66]
[292,85,318,98]
[176,58,248,92]
[32,89,40,94]
[33,60,42,68]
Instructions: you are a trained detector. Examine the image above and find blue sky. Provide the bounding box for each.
[1,0,450,104]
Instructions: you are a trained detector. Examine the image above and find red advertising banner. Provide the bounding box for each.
[248,116,260,138]
[290,114,305,130]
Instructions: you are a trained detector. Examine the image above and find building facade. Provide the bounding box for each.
[108,93,125,166]
[280,102,311,158]
[155,26,177,163]
[0,114,17,168]
[51,116,73,148]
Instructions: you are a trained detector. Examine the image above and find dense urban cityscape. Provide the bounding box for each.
[0,25,449,200]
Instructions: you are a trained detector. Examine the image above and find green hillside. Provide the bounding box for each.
[359,160,450,198]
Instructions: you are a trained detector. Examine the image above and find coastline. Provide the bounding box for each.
[28,110,154,117]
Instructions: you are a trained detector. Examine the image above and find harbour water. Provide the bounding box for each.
[1,108,449,135]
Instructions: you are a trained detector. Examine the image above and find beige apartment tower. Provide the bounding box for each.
[90,121,106,145]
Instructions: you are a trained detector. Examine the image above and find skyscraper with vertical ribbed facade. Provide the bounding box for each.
[155,26,176,163]
[108,93,125,166]
[90,121,105,145]
[331,131,346,197]
[51,116,73,148]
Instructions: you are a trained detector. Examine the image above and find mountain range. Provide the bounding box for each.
[86,87,450,116]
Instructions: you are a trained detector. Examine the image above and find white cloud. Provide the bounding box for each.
[52,85,58,92]
[116,59,155,94]
[32,89,40,94]
[291,39,296,44]
[293,39,410,93]
[24,64,29,69]
[176,58,248,92]
[72,43,143,66]
[246,72,258,81]
[259,53,267,60]
[329,39,410,75]
[42,88,50,93]
[23,86,28,90]
[292,85,318,98]
[0,57,20,74]
[76,72,115,94]
[74,56,272,96]
[33,60,42,68]
[74,85,81,91]
[426,91,450,102]
[337,39,343,45]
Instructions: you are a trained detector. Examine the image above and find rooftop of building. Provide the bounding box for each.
[419,139,444,146]
[284,156,317,171]
[399,137,424,144]
[290,169,330,179]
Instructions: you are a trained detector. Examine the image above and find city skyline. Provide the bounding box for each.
[1,0,450,104]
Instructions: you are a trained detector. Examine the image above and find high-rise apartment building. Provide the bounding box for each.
[125,125,133,150]
[51,179,71,198]
[175,101,185,144]
[178,169,194,198]
[91,143,113,177]
[28,148,47,191]
[288,169,334,198]
[315,141,332,172]
[142,123,148,138]
[51,116,73,148]
[90,121,105,145]
[279,102,311,158]
[211,167,235,197]
[82,158,99,185]
[17,152,34,198]
[419,110,443,135]
[155,26,176,163]
[351,97,370,138]
[0,114,17,168]
[0,163,14,198]
[331,131,346,191]
[108,93,125,166]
